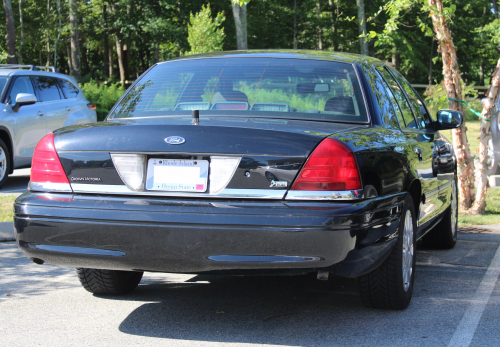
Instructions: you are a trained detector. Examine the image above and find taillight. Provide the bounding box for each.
[31,133,69,184]
[87,103,96,110]
[291,138,361,191]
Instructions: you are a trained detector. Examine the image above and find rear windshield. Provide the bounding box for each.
[108,58,368,123]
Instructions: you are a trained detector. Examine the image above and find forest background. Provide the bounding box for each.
[1,0,498,89]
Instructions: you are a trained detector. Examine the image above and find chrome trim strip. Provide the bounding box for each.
[70,184,285,199]
[207,255,322,262]
[285,189,364,200]
[28,181,73,193]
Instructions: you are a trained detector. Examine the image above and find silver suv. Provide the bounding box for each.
[0,64,96,187]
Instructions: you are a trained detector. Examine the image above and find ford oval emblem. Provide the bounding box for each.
[165,136,185,145]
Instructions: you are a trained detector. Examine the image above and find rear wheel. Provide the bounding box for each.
[0,139,10,188]
[76,268,143,295]
[358,194,416,310]
[422,178,458,249]
[487,139,500,175]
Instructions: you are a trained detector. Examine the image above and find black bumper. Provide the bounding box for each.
[14,192,404,278]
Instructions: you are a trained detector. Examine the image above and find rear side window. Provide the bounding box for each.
[34,76,62,102]
[109,58,368,123]
[389,69,430,126]
[9,76,35,104]
[376,66,417,129]
[59,79,79,98]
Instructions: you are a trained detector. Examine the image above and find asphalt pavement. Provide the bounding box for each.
[0,168,30,196]
[0,228,499,347]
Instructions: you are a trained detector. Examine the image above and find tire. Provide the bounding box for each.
[76,268,143,295]
[422,178,458,249]
[0,139,11,189]
[487,139,500,175]
[358,194,416,310]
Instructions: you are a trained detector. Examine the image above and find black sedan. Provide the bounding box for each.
[14,51,461,310]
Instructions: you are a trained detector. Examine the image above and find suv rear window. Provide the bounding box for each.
[59,79,79,98]
[109,58,367,123]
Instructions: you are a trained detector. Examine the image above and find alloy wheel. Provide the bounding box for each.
[402,210,414,292]
[0,147,6,181]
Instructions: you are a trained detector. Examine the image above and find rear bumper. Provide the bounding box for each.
[14,191,404,278]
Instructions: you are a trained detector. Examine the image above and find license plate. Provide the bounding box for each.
[146,159,209,192]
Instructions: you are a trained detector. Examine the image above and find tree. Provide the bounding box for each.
[471,58,500,214]
[187,4,225,55]
[3,0,16,64]
[69,0,81,79]
[356,0,368,55]
[232,0,249,49]
[427,0,475,210]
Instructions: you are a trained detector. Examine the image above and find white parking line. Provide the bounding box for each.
[448,244,500,347]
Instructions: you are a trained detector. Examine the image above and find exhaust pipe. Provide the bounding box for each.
[317,271,329,281]
[30,258,44,265]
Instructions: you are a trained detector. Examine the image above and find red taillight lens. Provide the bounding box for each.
[87,103,97,110]
[31,133,69,184]
[292,138,361,191]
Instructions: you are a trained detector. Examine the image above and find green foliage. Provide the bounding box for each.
[80,81,125,121]
[187,5,225,55]
[424,83,481,122]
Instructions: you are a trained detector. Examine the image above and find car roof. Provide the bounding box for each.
[0,69,78,85]
[161,49,383,65]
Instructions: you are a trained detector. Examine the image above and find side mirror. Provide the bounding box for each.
[12,93,37,112]
[435,109,463,129]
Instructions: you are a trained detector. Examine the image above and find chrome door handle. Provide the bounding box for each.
[37,111,45,116]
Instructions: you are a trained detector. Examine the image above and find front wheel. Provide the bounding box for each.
[358,194,416,310]
[0,139,10,188]
[76,268,143,295]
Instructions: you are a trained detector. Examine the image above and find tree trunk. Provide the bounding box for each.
[109,45,114,79]
[18,0,24,64]
[493,0,498,20]
[53,0,62,68]
[116,36,125,87]
[479,60,484,86]
[124,43,130,81]
[3,0,16,64]
[154,43,159,63]
[428,38,434,85]
[69,0,81,79]
[293,0,297,49]
[66,43,72,74]
[103,4,109,78]
[46,0,50,66]
[469,58,500,214]
[429,0,475,210]
[232,2,248,50]
[356,0,368,56]
[316,1,323,50]
[392,46,400,71]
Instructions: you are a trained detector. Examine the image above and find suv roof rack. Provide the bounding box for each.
[0,64,59,73]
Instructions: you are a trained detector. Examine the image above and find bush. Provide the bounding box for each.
[424,82,482,122]
[80,81,125,121]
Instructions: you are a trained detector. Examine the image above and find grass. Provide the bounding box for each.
[440,119,482,156]
[459,188,500,226]
[0,195,17,222]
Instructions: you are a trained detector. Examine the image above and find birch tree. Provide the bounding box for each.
[470,58,500,214]
[427,0,475,210]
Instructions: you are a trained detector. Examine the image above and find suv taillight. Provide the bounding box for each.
[31,133,69,184]
[291,138,361,191]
